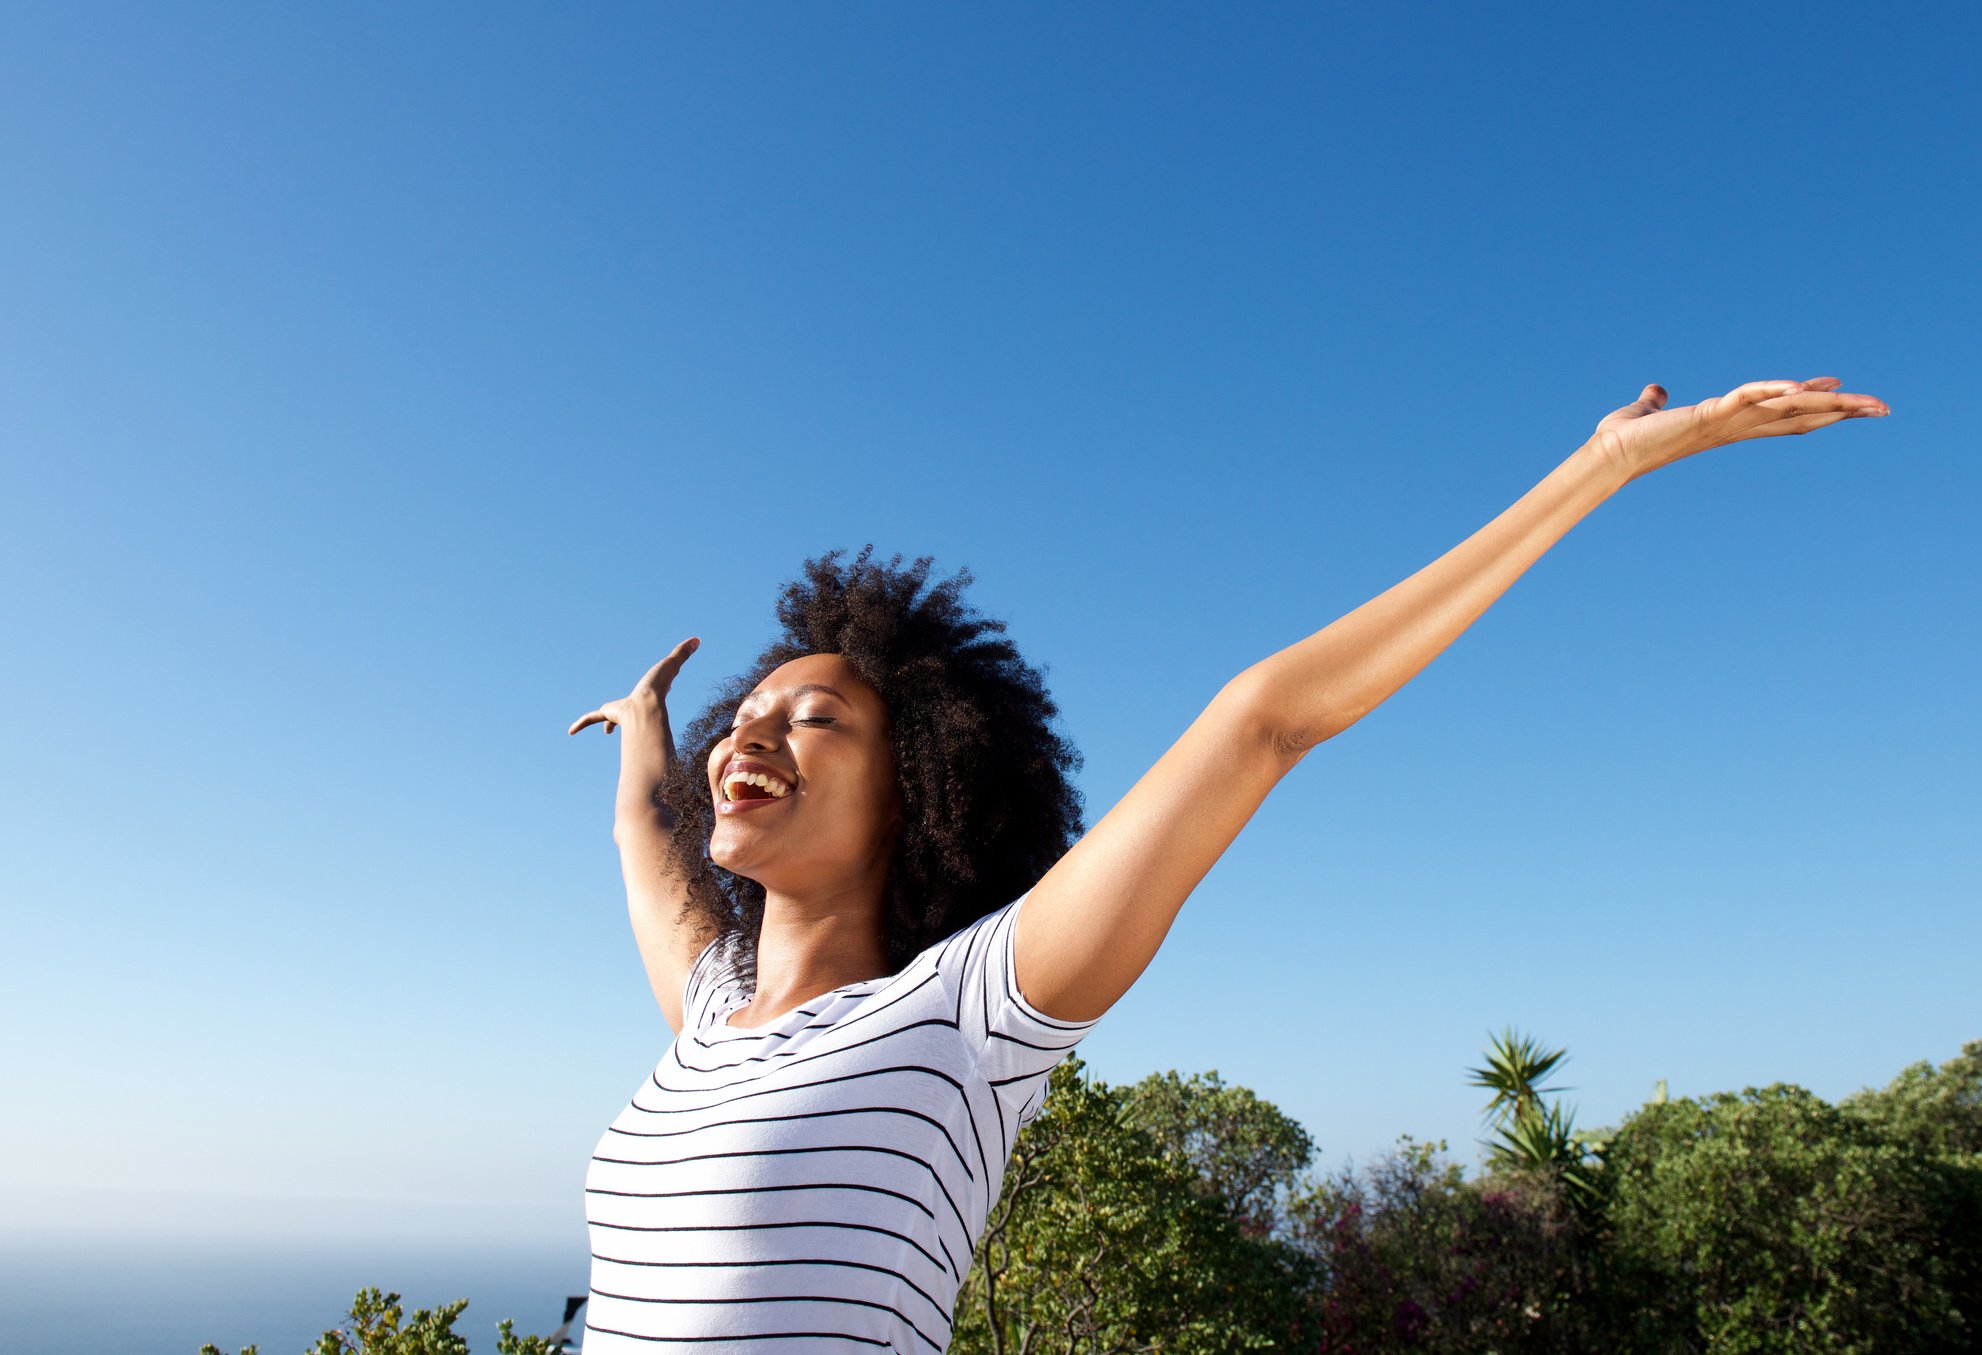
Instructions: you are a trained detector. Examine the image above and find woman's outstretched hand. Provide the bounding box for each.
[569,636,701,737]
[1589,376,1890,486]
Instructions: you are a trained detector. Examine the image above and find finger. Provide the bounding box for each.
[637,636,702,694]
[1596,384,1669,424]
[1820,388,1891,413]
[1734,403,1889,440]
[1739,411,1859,439]
[1727,379,1807,408]
[1740,391,1888,418]
[1801,376,1842,391]
[570,697,627,735]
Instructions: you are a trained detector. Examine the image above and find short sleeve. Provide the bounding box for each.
[936,890,1103,1126]
[679,931,740,1033]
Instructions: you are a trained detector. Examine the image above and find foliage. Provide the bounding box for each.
[1469,1027,1571,1127]
[199,1287,559,1355]
[951,1056,1314,1354]
[1284,1134,1598,1353]
[302,1289,469,1355]
[1468,1026,1603,1217]
[492,1319,562,1355]
[1834,1039,1982,1348]
[1593,1083,1970,1353]
[199,1040,1982,1355]
[1117,1065,1317,1239]
[1838,1038,1982,1159]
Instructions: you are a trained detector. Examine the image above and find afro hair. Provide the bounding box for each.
[654,545,1085,993]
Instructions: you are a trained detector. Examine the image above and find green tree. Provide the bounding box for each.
[951,1056,1313,1354]
[1118,1066,1316,1239]
[199,1287,559,1355]
[1837,1040,1982,1349]
[1594,1083,1969,1353]
[1839,1038,1982,1159]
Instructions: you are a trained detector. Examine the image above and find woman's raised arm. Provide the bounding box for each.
[1010,376,1890,1025]
[569,636,719,1033]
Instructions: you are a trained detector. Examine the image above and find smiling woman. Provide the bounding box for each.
[567,545,1094,1351]
[563,374,1888,1354]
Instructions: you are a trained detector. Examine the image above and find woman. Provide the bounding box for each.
[567,376,1888,1352]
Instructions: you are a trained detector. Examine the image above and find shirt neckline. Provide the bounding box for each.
[703,974,888,1039]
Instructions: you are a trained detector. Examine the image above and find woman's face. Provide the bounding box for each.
[706,652,903,897]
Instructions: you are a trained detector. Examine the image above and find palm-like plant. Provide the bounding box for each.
[1468,1027,1571,1125]
[1467,1026,1602,1211]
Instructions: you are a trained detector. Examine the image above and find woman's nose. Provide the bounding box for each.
[732,711,783,751]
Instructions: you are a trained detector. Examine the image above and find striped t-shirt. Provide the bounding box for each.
[583,889,1104,1353]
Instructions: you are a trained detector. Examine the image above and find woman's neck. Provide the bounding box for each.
[737,884,890,1023]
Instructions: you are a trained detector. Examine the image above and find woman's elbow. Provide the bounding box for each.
[1219,665,1340,769]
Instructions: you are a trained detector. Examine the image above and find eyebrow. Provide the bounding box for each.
[736,682,850,713]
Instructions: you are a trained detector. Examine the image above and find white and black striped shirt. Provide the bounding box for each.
[584,889,1102,1352]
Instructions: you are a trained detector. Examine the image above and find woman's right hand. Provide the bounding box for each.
[568,636,701,737]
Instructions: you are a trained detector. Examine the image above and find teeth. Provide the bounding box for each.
[724,770,792,802]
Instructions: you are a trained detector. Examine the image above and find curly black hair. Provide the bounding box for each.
[655,545,1085,994]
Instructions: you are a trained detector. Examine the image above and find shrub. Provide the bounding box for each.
[1594,1083,1968,1353]
[951,1057,1313,1354]
[199,1287,560,1355]
[1285,1135,1598,1353]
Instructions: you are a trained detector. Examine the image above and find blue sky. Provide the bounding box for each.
[3,0,1976,1263]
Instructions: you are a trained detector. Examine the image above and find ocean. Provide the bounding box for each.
[0,1234,591,1355]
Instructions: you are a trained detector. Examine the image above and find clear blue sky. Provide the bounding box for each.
[3,1,1975,1261]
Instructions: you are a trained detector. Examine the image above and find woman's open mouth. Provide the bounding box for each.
[717,763,795,815]
[716,792,789,816]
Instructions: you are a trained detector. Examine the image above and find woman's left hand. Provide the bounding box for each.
[1588,376,1890,485]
